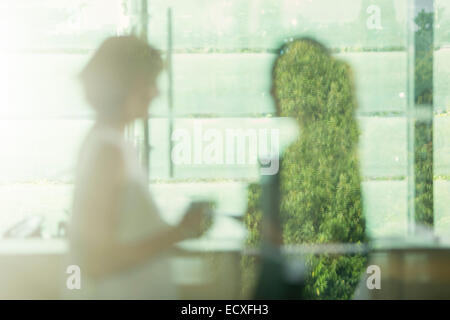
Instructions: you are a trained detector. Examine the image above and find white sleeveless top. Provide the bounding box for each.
[67,124,177,299]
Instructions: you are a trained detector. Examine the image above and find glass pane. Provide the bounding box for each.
[434,48,450,113]
[338,52,407,114]
[0,184,72,237]
[0,119,91,237]
[0,0,447,301]
[148,0,407,51]
[359,117,407,178]
[0,53,90,118]
[435,181,450,236]
[149,117,407,179]
[0,0,125,238]
[0,119,91,183]
[149,54,275,117]
[149,117,298,180]
[363,180,408,237]
[144,0,412,258]
[435,0,450,48]
[434,1,450,237]
[2,0,124,50]
[435,115,450,177]
[150,51,407,117]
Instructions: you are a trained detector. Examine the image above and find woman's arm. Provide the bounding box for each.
[74,142,206,278]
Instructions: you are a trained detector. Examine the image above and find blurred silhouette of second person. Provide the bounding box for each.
[68,36,210,299]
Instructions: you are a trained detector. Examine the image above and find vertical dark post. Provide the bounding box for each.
[260,166,283,249]
[167,7,174,178]
[254,159,304,299]
[254,159,284,299]
[413,0,434,229]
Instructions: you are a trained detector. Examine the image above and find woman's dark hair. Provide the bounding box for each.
[80,36,163,118]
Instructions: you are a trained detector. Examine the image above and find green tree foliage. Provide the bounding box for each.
[242,39,367,299]
[414,9,434,227]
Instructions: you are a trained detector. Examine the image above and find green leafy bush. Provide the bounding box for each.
[414,9,434,227]
[242,39,367,299]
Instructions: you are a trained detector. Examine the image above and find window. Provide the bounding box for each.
[0,0,447,245]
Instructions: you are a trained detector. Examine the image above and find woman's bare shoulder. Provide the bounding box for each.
[77,128,127,184]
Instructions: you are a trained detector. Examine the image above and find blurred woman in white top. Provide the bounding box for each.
[67,36,209,299]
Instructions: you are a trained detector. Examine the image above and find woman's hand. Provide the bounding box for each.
[178,202,213,240]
